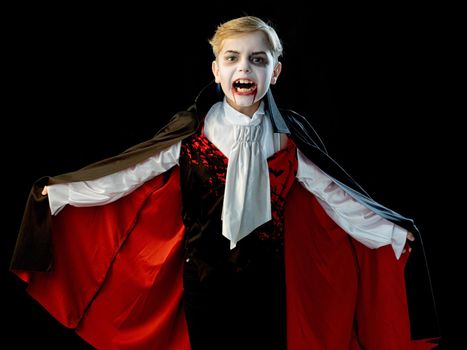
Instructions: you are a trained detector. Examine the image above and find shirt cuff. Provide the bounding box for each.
[391,225,408,259]
[47,183,70,215]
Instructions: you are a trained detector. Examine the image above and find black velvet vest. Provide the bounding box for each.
[178,129,298,278]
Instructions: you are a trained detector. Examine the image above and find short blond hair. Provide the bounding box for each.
[209,16,283,61]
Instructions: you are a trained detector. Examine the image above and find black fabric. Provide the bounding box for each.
[283,110,441,338]
[179,131,287,350]
[284,111,418,233]
[265,89,290,134]
[187,82,438,340]
[193,82,419,233]
[10,113,198,271]
[10,80,416,272]
[183,249,285,350]
[10,80,439,339]
[179,129,290,277]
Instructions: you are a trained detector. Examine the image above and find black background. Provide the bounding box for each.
[2,3,460,349]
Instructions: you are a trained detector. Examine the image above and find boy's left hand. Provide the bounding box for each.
[402,231,415,254]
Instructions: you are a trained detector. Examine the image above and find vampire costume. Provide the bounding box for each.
[10,83,439,349]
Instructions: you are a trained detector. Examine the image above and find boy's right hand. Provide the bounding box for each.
[42,186,48,196]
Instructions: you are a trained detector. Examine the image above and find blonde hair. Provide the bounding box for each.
[209,16,283,61]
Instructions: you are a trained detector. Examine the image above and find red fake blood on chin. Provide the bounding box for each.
[232,87,237,105]
[231,87,258,106]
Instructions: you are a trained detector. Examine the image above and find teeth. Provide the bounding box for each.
[236,86,256,92]
[235,79,255,84]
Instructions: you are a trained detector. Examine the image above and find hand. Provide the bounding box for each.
[402,231,415,254]
[42,186,48,196]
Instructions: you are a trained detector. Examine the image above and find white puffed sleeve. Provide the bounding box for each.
[296,149,407,259]
[47,141,182,215]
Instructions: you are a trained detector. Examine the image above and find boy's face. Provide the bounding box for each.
[212,31,281,116]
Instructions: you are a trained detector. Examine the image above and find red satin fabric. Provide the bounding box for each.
[14,168,438,349]
[284,181,438,349]
[16,169,190,349]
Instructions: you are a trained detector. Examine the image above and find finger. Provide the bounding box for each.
[42,186,48,196]
[402,246,413,254]
[407,231,415,241]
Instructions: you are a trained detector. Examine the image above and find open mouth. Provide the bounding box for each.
[232,79,257,94]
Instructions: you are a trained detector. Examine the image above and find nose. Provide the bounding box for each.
[238,59,251,73]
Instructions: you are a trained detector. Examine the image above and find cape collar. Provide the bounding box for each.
[192,81,290,134]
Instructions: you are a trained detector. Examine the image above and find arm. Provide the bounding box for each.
[43,141,181,215]
[296,149,411,259]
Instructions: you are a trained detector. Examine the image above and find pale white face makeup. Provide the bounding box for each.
[212,31,282,117]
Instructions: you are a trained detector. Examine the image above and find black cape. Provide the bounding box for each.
[10,81,439,339]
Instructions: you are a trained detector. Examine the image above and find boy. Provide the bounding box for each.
[11,16,437,349]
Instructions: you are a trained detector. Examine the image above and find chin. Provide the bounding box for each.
[231,95,257,107]
[236,101,256,107]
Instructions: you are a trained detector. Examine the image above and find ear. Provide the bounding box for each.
[212,60,221,83]
[270,62,282,85]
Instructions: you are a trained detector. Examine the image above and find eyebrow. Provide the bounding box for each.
[223,50,267,56]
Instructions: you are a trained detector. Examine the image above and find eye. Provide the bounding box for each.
[251,56,266,65]
[225,55,237,62]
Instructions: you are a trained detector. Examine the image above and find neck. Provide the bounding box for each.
[226,99,261,117]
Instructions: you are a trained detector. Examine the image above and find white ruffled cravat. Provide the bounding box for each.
[204,100,279,249]
[222,123,271,249]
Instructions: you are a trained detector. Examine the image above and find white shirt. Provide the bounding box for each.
[204,101,279,248]
[47,101,407,258]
